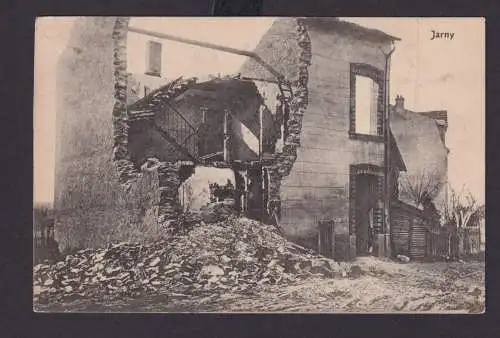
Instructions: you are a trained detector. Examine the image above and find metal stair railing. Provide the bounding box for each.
[127,76,201,161]
[153,100,200,161]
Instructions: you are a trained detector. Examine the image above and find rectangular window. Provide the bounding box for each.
[350,63,384,139]
[146,41,162,77]
[355,75,379,135]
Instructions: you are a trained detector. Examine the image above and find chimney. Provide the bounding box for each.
[395,95,405,113]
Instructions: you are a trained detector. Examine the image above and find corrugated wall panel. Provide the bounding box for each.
[391,207,410,256]
[409,216,428,259]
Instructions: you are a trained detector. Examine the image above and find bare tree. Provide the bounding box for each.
[444,186,484,228]
[400,169,442,208]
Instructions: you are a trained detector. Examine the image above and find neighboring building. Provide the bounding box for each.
[390,95,449,212]
[128,31,165,78]
[126,32,171,104]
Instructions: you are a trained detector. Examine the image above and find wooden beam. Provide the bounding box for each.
[240,76,281,84]
[223,110,232,163]
[128,26,285,81]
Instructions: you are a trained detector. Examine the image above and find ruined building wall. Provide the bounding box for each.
[240,17,312,246]
[54,18,170,251]
[283,23,390,247]
[241,18,392,249]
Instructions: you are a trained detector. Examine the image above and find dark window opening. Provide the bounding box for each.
[146,41,162,77]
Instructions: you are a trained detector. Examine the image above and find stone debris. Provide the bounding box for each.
[34,217,345,305]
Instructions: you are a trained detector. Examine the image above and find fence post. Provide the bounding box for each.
[424,229,432,257]
[407,216,413,258]
[317,224,322,256]
[330,220,335,260]
[318,218,335,259]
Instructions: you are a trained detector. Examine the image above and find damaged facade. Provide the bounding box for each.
[54,17,448,261]
[240,18,406,257]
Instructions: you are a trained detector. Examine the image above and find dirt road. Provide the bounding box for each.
[35,257,484,313]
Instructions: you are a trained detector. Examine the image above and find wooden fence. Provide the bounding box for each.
[317,202,481,261]
[34,216,59,264]
[317,219,353,261]
[426,226,481,258]
[318,219,335,258]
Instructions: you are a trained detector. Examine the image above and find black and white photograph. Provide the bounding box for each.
[33,17,485,313]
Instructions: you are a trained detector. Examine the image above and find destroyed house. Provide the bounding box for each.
[55,18,425,260]
[124,18,408,258]
[125,75,281,221]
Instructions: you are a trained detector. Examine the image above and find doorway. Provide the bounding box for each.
[355,173,378,256]
[246,167,263,221]
[245,166,270,222]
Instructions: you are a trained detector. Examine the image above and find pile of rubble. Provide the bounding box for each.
[34,217,347,304]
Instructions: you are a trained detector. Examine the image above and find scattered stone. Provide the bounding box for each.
[467,286,482,297]
[397,255,410,263]
[200,265,225,277]
[33,217,343,304]
[349,265,363,278]
[220,255,231,264]
[149,257,161,267]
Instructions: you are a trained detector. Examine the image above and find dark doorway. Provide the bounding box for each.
[318,220,335,258]
[197,109,224,159]
[246,166,267,221]
[355,174,378,256]
[233,170,246,214]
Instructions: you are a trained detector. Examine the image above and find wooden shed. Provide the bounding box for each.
[390,200,430,259]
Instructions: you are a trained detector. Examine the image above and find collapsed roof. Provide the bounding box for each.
[127,76,269,122]
[172,77,263,112]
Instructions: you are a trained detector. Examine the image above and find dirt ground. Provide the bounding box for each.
[35,256,484,313]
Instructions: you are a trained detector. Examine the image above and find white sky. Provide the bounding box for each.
[34,17,485,205]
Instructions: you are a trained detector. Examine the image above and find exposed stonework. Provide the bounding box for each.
[157,161,183,223]
[111,19,198,226]
[266,18,312,218]
[111,17,139,188]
